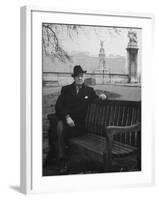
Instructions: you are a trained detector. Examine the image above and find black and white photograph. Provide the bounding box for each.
[42,23,141,176]
[0,0,158,197]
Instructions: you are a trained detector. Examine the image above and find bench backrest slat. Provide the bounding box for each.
[84,100,141,146]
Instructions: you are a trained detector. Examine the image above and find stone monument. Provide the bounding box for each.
[95,41,110,84]
[126,30,139,83]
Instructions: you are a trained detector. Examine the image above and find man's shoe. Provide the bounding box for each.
[43,151,57,168]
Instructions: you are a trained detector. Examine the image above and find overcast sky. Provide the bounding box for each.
[58,25,142,57]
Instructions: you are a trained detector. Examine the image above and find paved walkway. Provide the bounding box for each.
[43,83,141,101]
[94,84,141,101]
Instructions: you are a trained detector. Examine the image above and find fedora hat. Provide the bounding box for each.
[72,65,87,77]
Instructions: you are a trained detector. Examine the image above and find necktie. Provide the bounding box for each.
[76,86,81,95]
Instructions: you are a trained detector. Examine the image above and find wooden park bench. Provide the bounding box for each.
[48,100,141,172]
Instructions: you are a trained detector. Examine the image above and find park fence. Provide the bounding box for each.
[43,72,129,87]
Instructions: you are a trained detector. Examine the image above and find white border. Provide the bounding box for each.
[20,6,154,194]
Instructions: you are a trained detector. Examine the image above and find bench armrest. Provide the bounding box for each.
[105,123,141,137]
[103,123,141,168]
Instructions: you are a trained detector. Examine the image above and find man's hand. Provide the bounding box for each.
[65,115,75,127]
[99,93,107,100]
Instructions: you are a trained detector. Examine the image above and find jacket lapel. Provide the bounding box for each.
[71,82,77,97]
[78,84,85,97]
[71,82,86,97]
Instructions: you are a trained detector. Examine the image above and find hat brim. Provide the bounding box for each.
[72,70,87,77]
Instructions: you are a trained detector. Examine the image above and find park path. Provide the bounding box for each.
[43,84,141,101]
[95,84,141,101]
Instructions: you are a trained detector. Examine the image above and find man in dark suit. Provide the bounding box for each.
[46,65,106,172]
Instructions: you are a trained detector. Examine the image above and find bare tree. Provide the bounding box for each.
[42,24,83,62]
[42,23,121,63]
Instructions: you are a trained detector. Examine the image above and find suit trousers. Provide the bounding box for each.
[48,114,84,160]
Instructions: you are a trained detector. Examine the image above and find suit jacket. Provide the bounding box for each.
[55,82,98,123]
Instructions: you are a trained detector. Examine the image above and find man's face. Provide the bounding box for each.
[74,73,85,86]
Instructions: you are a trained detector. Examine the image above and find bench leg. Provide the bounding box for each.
[103,153,111,172]
[136,150,141,171]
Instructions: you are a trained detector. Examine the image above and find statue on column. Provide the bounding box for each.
[126,29,139,83]
[94,40,110,84]
[98,40,106,70]
[128,30,138,48]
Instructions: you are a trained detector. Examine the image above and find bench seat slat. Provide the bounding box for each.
[112,147,133,155]
[70,134,137,159]
[69,134,106,155]
[114,141,137,151]
[113,145,130,154]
